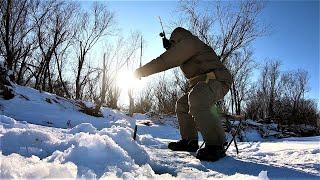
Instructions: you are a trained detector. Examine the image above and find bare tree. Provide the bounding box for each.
[53,41,74,98]
[133,85,154,113]
[273,70,317,127]
[83,67,101,102]
[31,0,77,92]
[278,69,310,123]
[280,69,309,108]
[245,60,281,120]
[260,60,281,119]
[105,85,120,110]
[173,68,189,94]
[93,53,107,115]
[226,49,255,115]
[177,0,267,64]
[128,35,143,116]
[83,32,141,114]
[0,0,35,81]
[153,75,181,114]
[74,2,114,99]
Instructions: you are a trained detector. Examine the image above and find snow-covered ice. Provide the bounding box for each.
[0,85,319,179]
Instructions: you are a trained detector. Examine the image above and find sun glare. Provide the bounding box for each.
[116,71,145,92]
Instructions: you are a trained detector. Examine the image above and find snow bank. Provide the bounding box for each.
[1,128,60,158]
[0,153,77,179]
[0,115,15,125]
[242,128,263,141]
[0,84,136,130]
[99,125,150,165]
[0,115,28,129]
[68,123,97,134]
[0,115,152,178]
[47,133,136,177]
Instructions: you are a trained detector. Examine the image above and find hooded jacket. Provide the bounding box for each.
[137,27,232,86]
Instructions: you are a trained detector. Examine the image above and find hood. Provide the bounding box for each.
[169,27,193,44]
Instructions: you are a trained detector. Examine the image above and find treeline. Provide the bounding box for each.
[246,61,318,127]
[0,0,141,111]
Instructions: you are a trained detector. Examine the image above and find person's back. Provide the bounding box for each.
[169,27,232,86]
[136,27,232,84]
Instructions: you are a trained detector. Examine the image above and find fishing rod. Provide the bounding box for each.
[133,35,143,140]
[133,17,169,140]
[158,17,171,50]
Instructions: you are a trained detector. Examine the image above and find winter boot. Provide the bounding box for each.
[168,139,199,152]
[196,145,226,162]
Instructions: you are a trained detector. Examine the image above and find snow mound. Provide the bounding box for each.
[1,128,60,158]
[0,115,15,125]
[99,125,150,165]
[258,171,270,180]
[0,153,77,179]
[68,123,97,134]
[0,115,28,129]
[46,133,136,177]
[0,115,153,178]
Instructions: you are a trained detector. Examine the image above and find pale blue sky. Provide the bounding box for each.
[81,0,319,108]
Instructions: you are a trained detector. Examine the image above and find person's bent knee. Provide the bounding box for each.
[188,92,210,116]
[188,104,211,117]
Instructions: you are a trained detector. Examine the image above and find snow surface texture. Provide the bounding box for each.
[0,85,319,179]
[1,115,319,179]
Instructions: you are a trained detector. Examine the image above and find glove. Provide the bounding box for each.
[133,67,145,79]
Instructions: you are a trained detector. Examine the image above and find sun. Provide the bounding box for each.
[116,71,145,92]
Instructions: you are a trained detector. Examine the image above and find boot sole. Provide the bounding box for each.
[168,147,199,152]
[196,153,226,162]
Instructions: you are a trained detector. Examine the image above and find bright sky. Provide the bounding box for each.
[81,1,319,108]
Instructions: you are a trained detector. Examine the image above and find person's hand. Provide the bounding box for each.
[133,68,143,79]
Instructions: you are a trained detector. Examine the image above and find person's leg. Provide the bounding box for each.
[176,94,198,140]
[188,80,229,146]
[167,94,198,152]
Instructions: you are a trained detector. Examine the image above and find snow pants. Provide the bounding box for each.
[176,79,230,146]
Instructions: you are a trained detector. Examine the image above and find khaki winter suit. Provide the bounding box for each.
[136,27,233,146]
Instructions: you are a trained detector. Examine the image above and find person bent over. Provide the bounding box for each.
[134,27,233,161]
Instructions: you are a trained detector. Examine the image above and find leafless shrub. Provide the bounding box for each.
[153,74,182,114]
[132,85,154,114]
[245,63,318,129]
